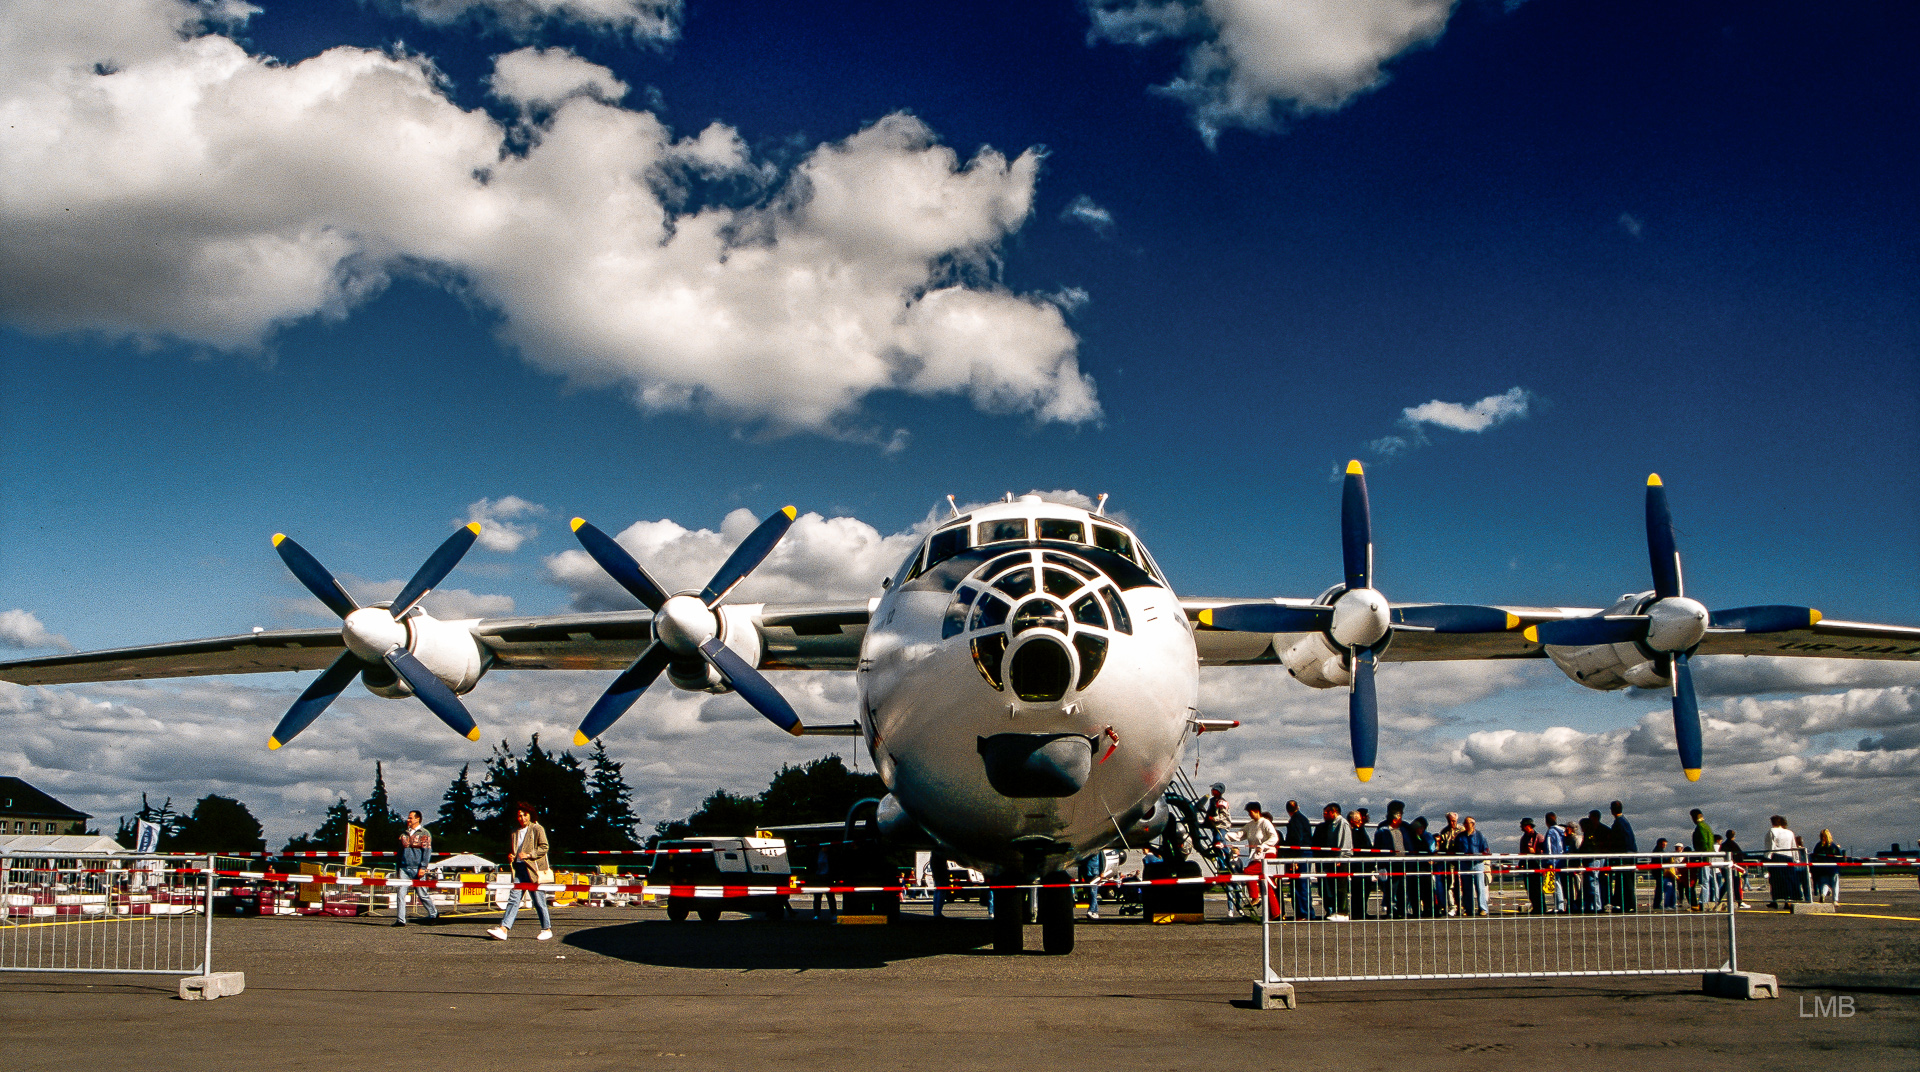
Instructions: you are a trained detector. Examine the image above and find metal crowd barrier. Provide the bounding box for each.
[1,853,217,976]
[1254,851,1741,986]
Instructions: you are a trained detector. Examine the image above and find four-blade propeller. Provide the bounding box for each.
[1198,460,1518,782]
[267,525,484,750]
[1524,475,1819,781]
[567,507,805,746]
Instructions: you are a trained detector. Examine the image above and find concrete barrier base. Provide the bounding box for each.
[1251,981,1296,1010]
[1789,901,1835,914]
[179,972,246,1001]
[1703,971,1778,1000]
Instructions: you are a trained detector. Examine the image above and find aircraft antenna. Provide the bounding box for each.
[946,494,960,518]
[1095,493,1109,514]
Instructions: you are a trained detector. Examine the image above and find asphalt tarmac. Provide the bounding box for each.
[4,888,1916,1071]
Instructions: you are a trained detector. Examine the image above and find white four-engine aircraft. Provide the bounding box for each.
[4,465,1917,954]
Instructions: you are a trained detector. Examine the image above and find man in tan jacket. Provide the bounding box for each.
[488,801,553,941]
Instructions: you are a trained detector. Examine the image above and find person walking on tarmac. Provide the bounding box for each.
[488,801,552,941]
[394,809,439,926]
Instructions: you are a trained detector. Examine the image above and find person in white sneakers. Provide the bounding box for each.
[488,801,553,942]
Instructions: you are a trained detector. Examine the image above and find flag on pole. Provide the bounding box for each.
[134,820,162,854]
[346,823,365,867]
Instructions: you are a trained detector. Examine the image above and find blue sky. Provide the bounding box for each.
[2,0,1915,847]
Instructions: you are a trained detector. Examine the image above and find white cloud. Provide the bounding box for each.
[0,4,1097,437]
[1086,0,1458,145]
[281,580,515,621]
[462,495,547,553]
[0,609,72,652]
[1060,194,1115,235]
[1370,386,1532,457]
[390,0,681,42]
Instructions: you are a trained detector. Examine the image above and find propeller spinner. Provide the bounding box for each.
[1525,475,1820,781]
[568,507,804,746]
[1198,461,1519,781]
[267,525,485,749]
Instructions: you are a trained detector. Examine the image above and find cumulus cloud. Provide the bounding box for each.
[388,0,681,42]
[1060,194,1115,236]
[0,3,1097,437]
[1370,386,1532,457]
[1086,0,1457,145]
[282,580,515,621]
[0,609,73,652]
[462,495,547,553]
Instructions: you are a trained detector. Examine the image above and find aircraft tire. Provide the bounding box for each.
[666,898,689,922]
[697,904,721,923]
[992,886,1026,955]
[1038,872,1075,955]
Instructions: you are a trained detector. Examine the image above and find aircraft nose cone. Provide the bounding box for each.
[343,607,406,661]
[977,732,1095,797]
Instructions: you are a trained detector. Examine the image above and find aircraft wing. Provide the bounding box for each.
[1180,597,1920,665]
[0,601,873,687]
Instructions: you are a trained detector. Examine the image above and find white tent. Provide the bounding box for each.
[0,833,127,854]
[427,852,498,871]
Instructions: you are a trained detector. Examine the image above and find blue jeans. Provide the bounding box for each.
[396,867,438,922]
[501,865,551,930]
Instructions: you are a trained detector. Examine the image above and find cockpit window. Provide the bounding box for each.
[1092,524,1135,563]
[992,567,1036,599]
[981,552,1028,580]
[978,518,1029,545]
[1042,568,1080,598]
[1011,598,1068,636]
[1071,592,1106,628]
[1101,587,1132,635]
[970,593,1011,632]
[1037,518,1085,544]
[926,525,969,570]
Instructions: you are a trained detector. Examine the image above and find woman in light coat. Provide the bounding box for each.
[488,801,553,941]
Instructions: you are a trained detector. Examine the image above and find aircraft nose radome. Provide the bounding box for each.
[977,732,1095,797]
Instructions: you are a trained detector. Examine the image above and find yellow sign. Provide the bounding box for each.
[345,823,364,867]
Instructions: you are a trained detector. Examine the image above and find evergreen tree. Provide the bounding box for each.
[584,740,640,848]
[479,735,592,852]
[655,788,763,841]
[360,761,403,851]
[115,793,182,849]
[170,795,267,855]
[759,755,886,826]
[432,763,480,847]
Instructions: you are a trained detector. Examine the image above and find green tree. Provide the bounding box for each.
[584,740,641,848]
[360,761,403,852]
[115,793,182,849]
[480,735,592,852]
[655,788,763,841]
[432,762,481,849]
[759,755,885,826]
[170,794,267,855]
[282,798,359,854]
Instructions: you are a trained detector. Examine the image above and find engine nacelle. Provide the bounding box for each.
[1282,632,1352,689]
[1543,592,1672,691]
[362,611,490,698]
[663,603,766,694]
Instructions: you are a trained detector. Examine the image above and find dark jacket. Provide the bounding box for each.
[1373,821,1409,855]
[1285,811,1313,848]
[1610,816,1638,854]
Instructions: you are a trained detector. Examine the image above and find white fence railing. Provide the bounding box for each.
[1255,852,1742,985]
[1,853,216,976]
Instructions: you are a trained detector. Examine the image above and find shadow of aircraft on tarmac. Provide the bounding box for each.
[564,916,995,969]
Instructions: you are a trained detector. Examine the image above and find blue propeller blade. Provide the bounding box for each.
[700,637,802,735]
[574,642,673,747]
[1392,604,1520,633]
[700,507,798,606]
[391,523,482,617]
[385,648,481,741]
[1198,603,1333,633]
[1671,652,1703,780]
[1341,461,1372,592]
[273,534,359,619]
[267,651,366,749]
[1532,615,1649,647]
[1645,475,1682,599]
[570,518,669,612]
[1350,646,1378,781]
[1710,605,1820,633]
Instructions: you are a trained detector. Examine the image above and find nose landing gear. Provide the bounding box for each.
[990,872,1076,955]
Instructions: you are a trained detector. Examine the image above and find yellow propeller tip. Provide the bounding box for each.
[1647,473,1663,487]
[466,522,483,535]
[1809,609,1822,625]
[1505,613,1521,630]
[781,505,797,520]
[572,731,589,747]
[1345,459,1364,475]
[1197,608,1214,627]
[789,722,806,737]
[1523,625,1539,643]
[1355,768,1373,782]
[466,727,481,742]
[1684,769,1702,782]
[267,737,282,751]
[570,517,587,532]
[271,533,286,546]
